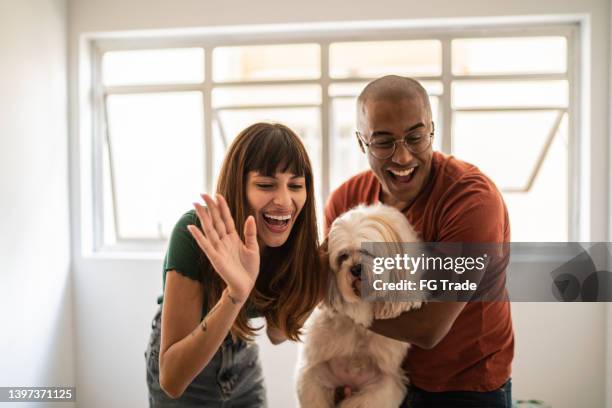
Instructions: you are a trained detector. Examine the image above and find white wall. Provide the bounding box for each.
[0,0,74,407]
[68,1,611,407]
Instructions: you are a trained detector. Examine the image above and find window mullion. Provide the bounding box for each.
[566,28,580,241]
[93,46,108,250]
[204,47,213,194]
[104,84,205,94]
[451,73,568,81]
[320,42,331,202]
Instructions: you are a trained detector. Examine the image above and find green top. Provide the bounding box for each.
[157,210,262,319]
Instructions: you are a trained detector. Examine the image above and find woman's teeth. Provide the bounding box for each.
[263,213,291,226]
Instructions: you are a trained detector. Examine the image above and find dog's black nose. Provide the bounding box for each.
[350,264,362,278]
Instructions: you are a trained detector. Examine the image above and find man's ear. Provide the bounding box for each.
[355,132,366,154]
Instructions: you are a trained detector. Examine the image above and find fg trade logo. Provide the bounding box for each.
[551,243,612,302]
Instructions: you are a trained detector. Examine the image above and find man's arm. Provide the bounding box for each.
[369,301,465,349]
[370,185,507,348]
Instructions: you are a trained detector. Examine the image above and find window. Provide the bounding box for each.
[450,36,571,241]
[92,24,578,250]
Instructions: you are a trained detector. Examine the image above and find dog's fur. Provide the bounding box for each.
[297,204,422,408]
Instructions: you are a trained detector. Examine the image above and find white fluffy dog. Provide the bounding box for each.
[297,204,422,408]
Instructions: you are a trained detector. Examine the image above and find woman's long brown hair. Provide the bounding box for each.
[198,122,324,341]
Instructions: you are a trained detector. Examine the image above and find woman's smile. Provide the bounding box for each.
[261,211,293,233]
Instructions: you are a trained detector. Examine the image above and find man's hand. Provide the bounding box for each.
[370,301,466,349]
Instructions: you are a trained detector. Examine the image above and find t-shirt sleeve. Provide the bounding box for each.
[438,177,509,244]
[164,210,202,282]
[437,179,510,301]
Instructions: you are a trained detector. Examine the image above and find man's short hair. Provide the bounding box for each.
[357,75,432,120]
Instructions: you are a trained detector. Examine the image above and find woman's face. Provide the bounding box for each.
[246,171,307,249]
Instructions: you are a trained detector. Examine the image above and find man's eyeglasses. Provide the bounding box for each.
[356,122,435,160]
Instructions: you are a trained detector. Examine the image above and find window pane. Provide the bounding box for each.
[105,92,203,240]
[504,114,568,241]
[330,97,369,191]
[213,44,320,82]
[102,48,204,86]
[453,80,569,108]
[453,111,568,241]
[212,85,321,108]
[330,40,442,78]
[430,96,441,152]
[452,37,567,75]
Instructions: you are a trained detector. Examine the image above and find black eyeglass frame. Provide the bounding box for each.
[355,121,435,159]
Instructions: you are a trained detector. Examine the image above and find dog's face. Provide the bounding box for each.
[326,204,419,307]
[330,242,364,304]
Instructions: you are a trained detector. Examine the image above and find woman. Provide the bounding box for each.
[144,123,325,407]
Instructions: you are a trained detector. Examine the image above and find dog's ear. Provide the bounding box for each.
[318,238,329,278]
[322,264,341,311]
[317,239,332,304]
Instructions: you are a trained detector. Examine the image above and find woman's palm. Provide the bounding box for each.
[215,228,259,291]
[188,194,260,299]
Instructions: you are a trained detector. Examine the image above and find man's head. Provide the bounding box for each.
[356,75,434,209]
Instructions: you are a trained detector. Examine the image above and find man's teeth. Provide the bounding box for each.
[264,213,291,221]
[389,168,415,177]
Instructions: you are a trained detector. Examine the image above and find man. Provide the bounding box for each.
[325,75,514,407]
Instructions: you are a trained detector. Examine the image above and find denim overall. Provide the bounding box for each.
[145,307,267,407]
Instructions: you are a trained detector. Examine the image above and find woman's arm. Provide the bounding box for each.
[159,272,245,398]
[160,194,260,398]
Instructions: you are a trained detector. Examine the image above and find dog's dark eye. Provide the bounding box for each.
[336,252,349,267]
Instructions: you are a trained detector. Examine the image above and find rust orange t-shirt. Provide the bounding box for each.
[324,151,514,392]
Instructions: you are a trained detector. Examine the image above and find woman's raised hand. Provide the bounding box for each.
[187,193,259,302]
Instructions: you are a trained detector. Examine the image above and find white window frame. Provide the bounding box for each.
[86,21,582,253]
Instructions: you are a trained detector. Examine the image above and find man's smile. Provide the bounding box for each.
[387,166,418,186]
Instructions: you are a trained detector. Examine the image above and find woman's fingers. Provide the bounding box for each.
[244,215,258,252]
[187,222,244,285]
[193,202,220,245]
[187,224,234,286]
[201,194,228,238]
[216,194,237,235]
[186,224,219,265]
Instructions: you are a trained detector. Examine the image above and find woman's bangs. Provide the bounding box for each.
[245,128,309,178]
